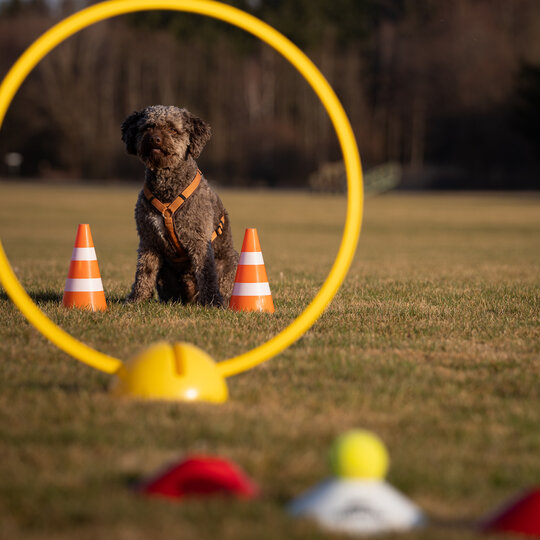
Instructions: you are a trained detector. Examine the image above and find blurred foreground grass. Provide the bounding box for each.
[0,182,538,540]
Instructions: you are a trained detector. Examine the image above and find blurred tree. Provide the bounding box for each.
[0,0,539,188]
[515,62,540,152]
[0,0,48,16]
[0,0,24,16]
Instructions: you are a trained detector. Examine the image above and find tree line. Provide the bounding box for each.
[0,0,539,189]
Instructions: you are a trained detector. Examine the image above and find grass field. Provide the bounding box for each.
[0,181,538,540]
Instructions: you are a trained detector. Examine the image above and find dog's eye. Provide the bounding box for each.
[168,126,180,135]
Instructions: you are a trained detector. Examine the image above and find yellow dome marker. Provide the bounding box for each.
[111,342,228,403]
[0,0,364,403]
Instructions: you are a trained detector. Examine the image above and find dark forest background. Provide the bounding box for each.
[0,0,539,190]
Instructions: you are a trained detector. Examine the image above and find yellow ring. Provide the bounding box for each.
[0,0,363,378]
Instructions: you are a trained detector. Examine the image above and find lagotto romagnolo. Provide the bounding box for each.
[121,105,238,307]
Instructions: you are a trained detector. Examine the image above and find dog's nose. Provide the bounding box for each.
[150,134,161,145]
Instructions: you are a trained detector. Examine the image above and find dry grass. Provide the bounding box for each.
[0,182,538,540]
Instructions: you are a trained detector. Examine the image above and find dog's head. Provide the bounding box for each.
[121,105,211,169]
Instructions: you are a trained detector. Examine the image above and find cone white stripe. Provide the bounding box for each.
[238,251,264,265]
[71,247,97,261]
[232,282,271,296]
[64,278,104,292]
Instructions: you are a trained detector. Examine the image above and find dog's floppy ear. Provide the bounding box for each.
[184,110,212,158]
[121,110,145,155]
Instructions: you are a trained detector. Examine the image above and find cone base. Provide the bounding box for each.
[62,291,107,311]
[482,489,540,535]
[229,295,274,313]
[288,479,425,535]
[140,456,259,499]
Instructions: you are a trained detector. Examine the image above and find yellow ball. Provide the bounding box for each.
[329,429,389,480]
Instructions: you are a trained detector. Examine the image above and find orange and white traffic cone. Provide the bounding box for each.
[229,228,274,313]
[62,224,107,311]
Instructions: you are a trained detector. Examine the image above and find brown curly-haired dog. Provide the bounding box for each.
[121,105,238,307]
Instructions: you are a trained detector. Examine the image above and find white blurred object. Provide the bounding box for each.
[4,152,23,176]
[288,479,425,535]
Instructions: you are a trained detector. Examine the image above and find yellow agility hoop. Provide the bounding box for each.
[0,0,363,389]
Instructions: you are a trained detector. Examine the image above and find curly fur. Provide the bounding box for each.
[122,105,238,307]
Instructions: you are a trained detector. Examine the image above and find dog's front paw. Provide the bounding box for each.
[199,290,224,308]
[124,291,145,304]
[125,281,156,303]
[210,294,225,308]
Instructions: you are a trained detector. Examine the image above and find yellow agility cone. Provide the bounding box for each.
[229,228,274,313]
[62,224,107,311]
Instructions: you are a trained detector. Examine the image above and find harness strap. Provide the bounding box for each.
[211,215,225,242]
[143,169,224,263]
[143,169,201,215]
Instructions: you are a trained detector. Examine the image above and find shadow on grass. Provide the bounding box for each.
[0,289,62,304]
[31,290,64,303]
[0,289,127,305]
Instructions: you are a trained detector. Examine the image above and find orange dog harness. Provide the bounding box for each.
[143,169,224,263]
